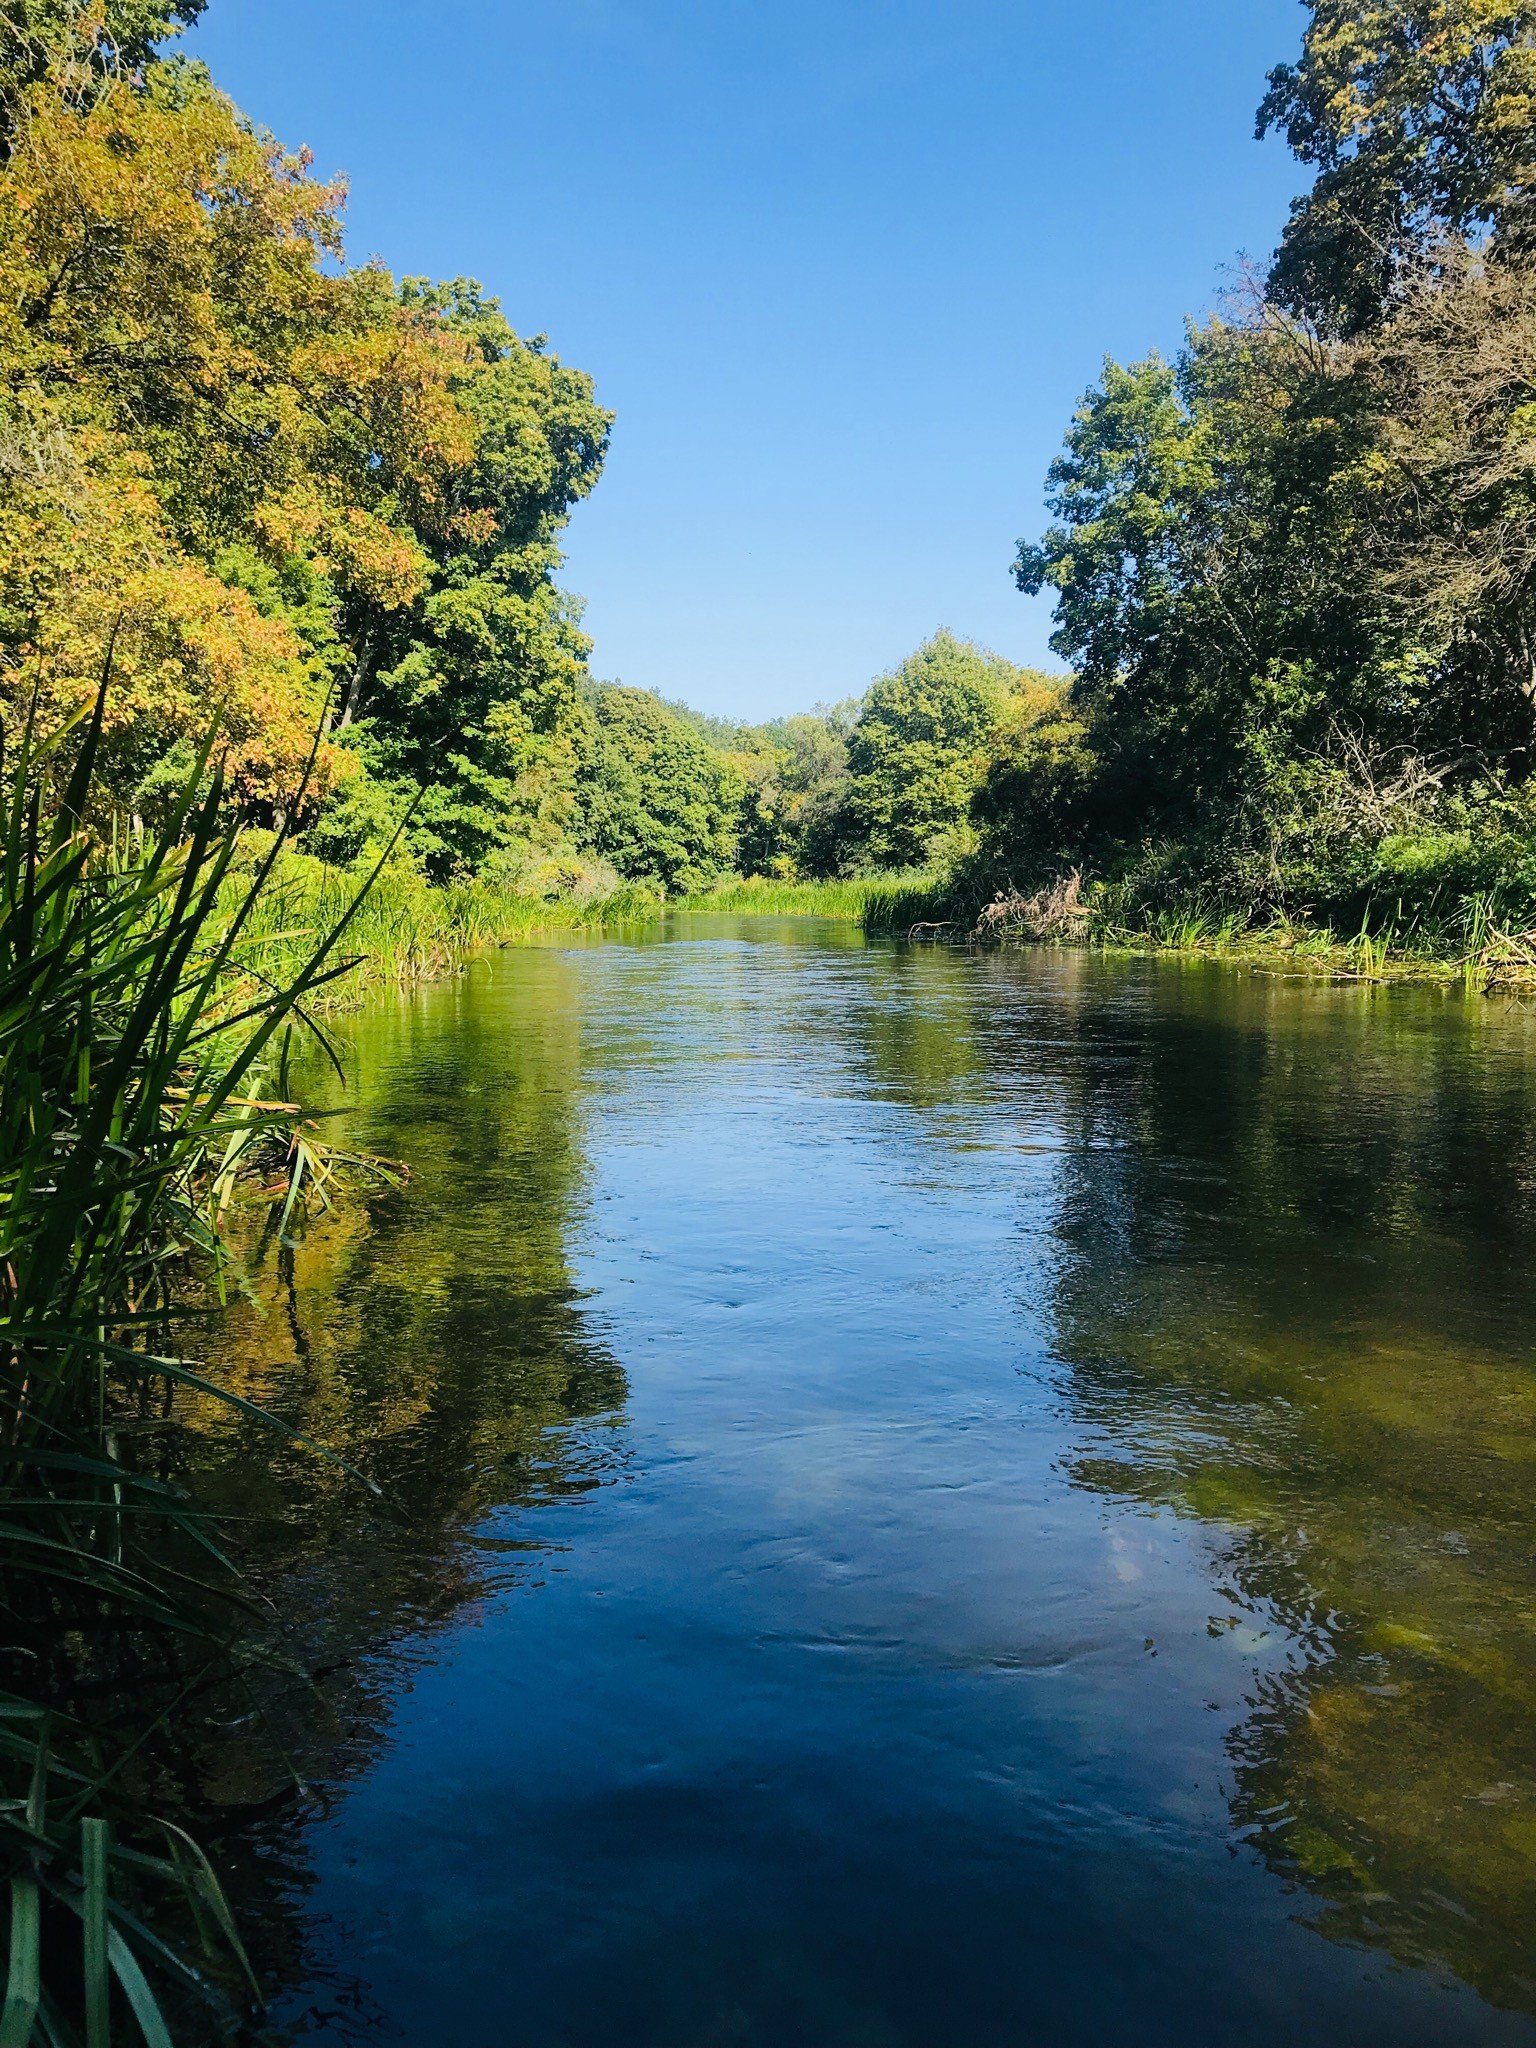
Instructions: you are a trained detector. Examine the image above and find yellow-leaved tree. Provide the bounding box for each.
[0,11,478,809]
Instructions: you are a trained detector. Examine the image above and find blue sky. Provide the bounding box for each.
[189,0,1306,720]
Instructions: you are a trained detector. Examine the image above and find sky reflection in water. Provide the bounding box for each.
[199,920,1536,2047]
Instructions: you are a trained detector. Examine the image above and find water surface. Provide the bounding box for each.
[199,918,1536,2045]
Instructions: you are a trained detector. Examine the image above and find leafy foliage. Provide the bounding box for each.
[998,2,1536,937]
[330,281,611,879]
[845,632,1059,869]
[0,11,610,887]
[575,683,743,891]
[703,702,859,878]
[0,25,482,813]
[0,680,388,2045]
[1258,1,1536,335]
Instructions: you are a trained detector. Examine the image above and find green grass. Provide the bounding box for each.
[666,873,930,920]
[235,865,935,1005]
[860,868,1521,988]
[230,844,663,1000]
[1087,895,1492,984]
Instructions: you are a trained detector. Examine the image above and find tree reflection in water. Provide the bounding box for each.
[1040,963,1536,2013]
[176,937,1536,2033]
[180,950,629,2018]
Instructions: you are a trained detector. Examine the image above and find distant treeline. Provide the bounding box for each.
[8,0,1536,952]
[594,630,1059,892]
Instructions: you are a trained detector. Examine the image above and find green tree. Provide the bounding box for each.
[846,631,1052,869]
[575,683,742,891]
[721,705,858,877]
[1011,317,1449,877]
[1258,1,1536,334]
[1353,249,1536,741]
[318,280,612,877]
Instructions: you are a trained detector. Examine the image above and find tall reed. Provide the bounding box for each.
[231,844,663,1000]
[0,682,381,2044]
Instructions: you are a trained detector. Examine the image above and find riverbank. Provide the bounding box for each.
[241,856,932,1003]
[667,873,929,920]
[257,852,1535,1003]
[237,848,658,994]
[862,874,1536,993]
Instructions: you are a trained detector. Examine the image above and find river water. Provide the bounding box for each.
[195,916,1536,2045]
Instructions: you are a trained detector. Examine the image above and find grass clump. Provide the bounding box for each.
[0,684,387,2043]
[861,858,1536,989]
[666,873,931,920]
[230,843,664,1000]
[234,865,936,1006]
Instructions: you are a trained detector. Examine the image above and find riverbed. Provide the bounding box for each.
[197,916,1536,2045]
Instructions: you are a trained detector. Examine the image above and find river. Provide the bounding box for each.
[191,915,1536,2045]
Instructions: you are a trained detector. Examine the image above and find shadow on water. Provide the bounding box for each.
[1033,958,1536,2012]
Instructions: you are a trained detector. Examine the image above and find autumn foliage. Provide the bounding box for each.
[0,8,608,846]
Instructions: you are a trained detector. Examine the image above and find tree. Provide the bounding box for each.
[0,24,612,868]
[1353,248,1536,739]
[1,1,207,145]
[845,631,1053,868]
[1009,234,1536,913]
[1006,2,1536,916]
[575,684,742,891]
[0,41,478,808]
[1012,312,1448,865]
[329,280,611,876]
[713,705,856,877]
[1259,1,1536,334]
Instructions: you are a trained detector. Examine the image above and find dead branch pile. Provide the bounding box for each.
[971,870,1088,943]
[1477,924,1536,990]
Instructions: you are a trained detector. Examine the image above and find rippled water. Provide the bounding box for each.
[195,917,1536,2045]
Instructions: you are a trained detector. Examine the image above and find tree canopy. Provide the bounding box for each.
[998,0,1536,930]
[846,632,1058,869]
[574,684,743,892]
[0,7,612,872]
[1259,1,1536,335]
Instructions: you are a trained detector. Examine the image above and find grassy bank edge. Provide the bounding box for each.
[665,873,931,919]
[259,855,1521,999]
[243,860,935,1002]
[859,876,1528,992]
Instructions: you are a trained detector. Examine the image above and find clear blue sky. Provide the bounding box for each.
[188,0,1305,720]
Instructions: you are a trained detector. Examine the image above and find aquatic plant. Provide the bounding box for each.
[0,680,384,2042]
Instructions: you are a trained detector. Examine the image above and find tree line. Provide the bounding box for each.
[7,1,1535,942]
[980,1,1536,940]
[0,2,1065,904]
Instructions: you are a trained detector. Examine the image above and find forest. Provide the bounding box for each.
[990,1,1536,952]
[8,4,1536,959]
[0,0,1055,912]
[3,0,1536,2042]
